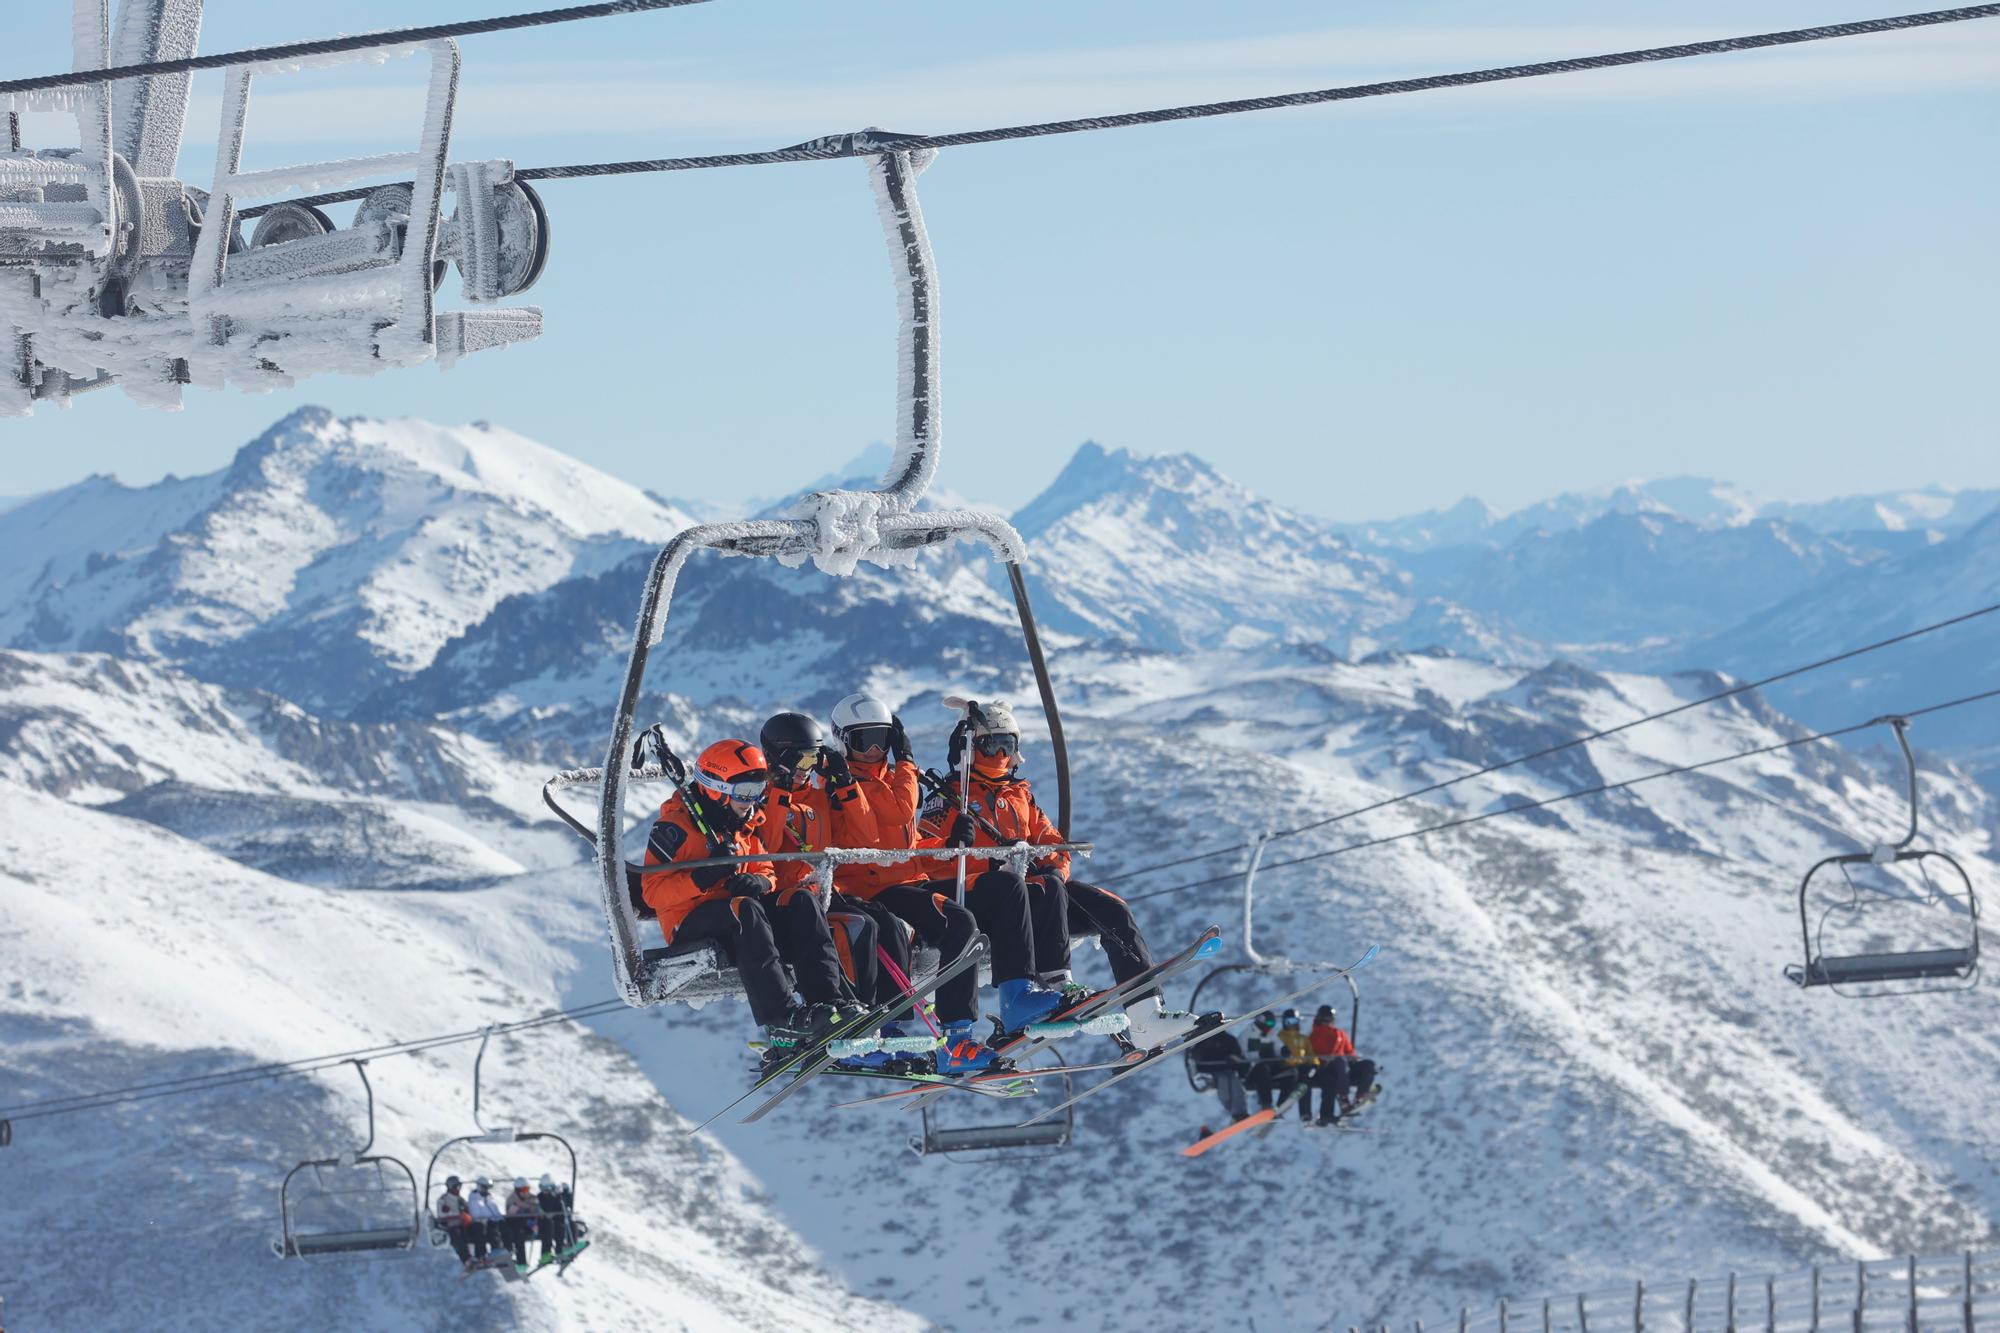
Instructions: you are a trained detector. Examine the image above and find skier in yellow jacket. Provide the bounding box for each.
[1277,1010,1321,1123]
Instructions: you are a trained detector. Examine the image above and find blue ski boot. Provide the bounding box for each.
[996,977,1066,1032]
[933,1019,998,1076]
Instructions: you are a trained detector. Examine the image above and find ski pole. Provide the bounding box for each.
[876,947,942,1038]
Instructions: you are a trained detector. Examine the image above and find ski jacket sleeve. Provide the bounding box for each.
[1311,1024,1355,1059]
[437,1193,467,1223]
[469,1194,503,1222]
[830,762,932,898]
[507,1192,540,1219]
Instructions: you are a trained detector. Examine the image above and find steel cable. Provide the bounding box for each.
[0,0,711,99]
[1126,685,2000,903]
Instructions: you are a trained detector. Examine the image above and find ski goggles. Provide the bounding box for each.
[843,725,892,754]
[695,771,769,804]
[972,733,1019,758]
[771,745,821,774]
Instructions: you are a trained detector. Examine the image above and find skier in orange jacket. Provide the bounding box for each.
[920,697,1204,1052]
[822,693,1066,1070]
[639,739,859,1045]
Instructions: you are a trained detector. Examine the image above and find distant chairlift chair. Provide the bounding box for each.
[1786,716,1981,996]
[270,1059,422,1259]
[422,1028,588,1270]
[1185,831,1367,1096]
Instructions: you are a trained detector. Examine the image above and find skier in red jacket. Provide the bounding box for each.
[1307,1003,1379,1125]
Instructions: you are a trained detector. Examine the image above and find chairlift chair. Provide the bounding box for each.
[1786,717,1981,996]
[1185,832,1366,1094]
[540,140,1090,1010]
[270,1060,422,1259]
[422,1029,588,1263]
[910,1068,1076,1160]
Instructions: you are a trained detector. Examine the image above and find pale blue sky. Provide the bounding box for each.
[6,0,1997,520]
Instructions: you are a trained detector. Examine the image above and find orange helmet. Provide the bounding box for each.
[692,740,769,805]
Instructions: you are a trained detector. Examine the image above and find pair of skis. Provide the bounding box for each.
[828,1051,1143,1110]
[686,935,993,1134]
[1183,1082,1384,1156]
[1015,944,1380,1129]
[897,924,1227,1117]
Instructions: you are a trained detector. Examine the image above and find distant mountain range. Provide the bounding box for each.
[3,413,1994,785]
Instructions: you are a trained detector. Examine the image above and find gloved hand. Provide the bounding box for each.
[816,746,853,787]
[689,861,729,891]
[946,813,976,849]
[945,719,968,772]
[724,871,772,898]
[889,715,913,763]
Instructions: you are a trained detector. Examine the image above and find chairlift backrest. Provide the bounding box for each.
[271,1060,421,1259]
[1787,719,1982,996]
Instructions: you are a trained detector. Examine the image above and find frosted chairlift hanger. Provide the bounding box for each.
[541,141,1089,1009]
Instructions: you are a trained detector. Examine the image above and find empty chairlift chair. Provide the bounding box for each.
[1786,716,1981,996]
[271,1060,422,1259]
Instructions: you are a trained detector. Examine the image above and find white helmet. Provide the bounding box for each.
[539,1174,556,1190]
[830,693,894,749]
[513,1177,530,1190]
[963,698,1017,739]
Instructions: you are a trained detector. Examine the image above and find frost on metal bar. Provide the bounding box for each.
[2,0,550,417]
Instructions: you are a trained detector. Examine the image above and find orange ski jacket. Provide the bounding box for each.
[638,792,772,942]
[918,771,1070,880]
[829,759,939,899]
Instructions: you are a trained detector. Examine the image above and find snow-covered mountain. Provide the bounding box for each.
[1677,507,2000,788]
[0,407,693,712]
[6,412,1997,1333]
[1419,511,1878,653]
[1339,477,2000,554]
[1008,442,1414,654]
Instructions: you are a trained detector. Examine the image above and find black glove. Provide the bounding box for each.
[946,814,976,849]
[889,715,913,764]
[723,872,772,898]
[816,746,853,787]
[945,719,968,772]
[689,862,729,891]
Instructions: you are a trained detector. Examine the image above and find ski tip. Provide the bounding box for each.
[1350,943,1382,971]
[1194,936,1225,960]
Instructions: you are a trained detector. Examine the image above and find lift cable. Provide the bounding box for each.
[232,2,2000,220]
[1098,598,2000,886]
[1125,685,2000,904]
[0,0,710,99]
[0,996,632,1126]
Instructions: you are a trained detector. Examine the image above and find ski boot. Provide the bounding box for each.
[996,977,1067,1032]
[932,1019,999,1076]
[760,1002,846,1073]
[1122,996,1208,1051]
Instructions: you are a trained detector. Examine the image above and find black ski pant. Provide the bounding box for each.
[673,890,855,1028]
[1317,1056,1378,1111]
[878,880,990,1023]
[832,893,906,1007]
[441,1222,472,1263]
[538,1209,569,1258]
[1247,1060,1295,1112]
[1208,1067,1249,1120]
[1036,876,1156,998]
[503,1216,533,1265]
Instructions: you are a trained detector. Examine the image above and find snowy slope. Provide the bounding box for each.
[0,407,693,711]
[0,784,925,1333]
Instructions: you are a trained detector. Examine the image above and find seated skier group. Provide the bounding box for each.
[433,1174,580,1275]
[1193,1005,1380,1129]
[637,693,1206,1076]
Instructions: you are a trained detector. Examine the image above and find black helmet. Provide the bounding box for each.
[1280,1009,1301,1029]
[1252,1012,1276,1030]
[446,1175,462,1190]
[759,712,825,785]
[1314,1004,1335,1022]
